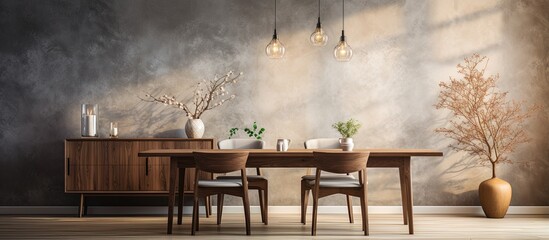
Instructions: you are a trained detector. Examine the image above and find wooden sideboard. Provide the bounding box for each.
[64,138,214,217]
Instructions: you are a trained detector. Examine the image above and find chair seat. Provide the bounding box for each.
[301,174,355,180]
[198,180,242,188]
[217,175,268,181]
[307,179,361,188]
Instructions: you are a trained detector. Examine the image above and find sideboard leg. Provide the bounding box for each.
[78,194,84,218]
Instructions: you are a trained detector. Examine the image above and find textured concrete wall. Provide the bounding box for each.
[0,0,547,207]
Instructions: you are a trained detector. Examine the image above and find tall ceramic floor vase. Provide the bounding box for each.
[185,119,205,138]
[479,177,512,218]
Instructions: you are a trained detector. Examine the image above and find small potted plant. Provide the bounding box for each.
[332,118,361,151]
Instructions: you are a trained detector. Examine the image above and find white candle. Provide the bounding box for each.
[110,122,118,137]
[86,115,97,136]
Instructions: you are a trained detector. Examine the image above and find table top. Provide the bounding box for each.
[138,148,443,158]
[66,138,215,141]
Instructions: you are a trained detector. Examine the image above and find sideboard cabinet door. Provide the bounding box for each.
[65,141,106,191]
[106,141,140,191]
[65,139,214,193]
[137,141,168,191]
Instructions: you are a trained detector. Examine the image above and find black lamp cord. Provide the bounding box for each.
[318,0,320,18]
[341,0,346,41]
[317,0,321,27]
[273,0,277,38]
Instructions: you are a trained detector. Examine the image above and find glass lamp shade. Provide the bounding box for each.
[310,27,328,46]
[334,37,353,62]
[265,36,285,59]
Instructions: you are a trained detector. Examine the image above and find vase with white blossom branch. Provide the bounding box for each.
[140,70,243,137]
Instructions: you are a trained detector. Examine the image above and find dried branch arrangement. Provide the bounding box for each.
[435,54,536,178]
[140,71,243,119]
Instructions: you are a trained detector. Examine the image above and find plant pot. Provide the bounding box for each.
[339,138,354,151]
[185,119,205,138]
[479,177,512,218]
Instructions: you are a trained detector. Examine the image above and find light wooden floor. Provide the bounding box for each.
[0,213,548,239]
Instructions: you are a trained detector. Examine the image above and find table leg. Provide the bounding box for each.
[403,157,414,234]
[178,168,185,225]
[399,166,408,225]
[167,159,177,234]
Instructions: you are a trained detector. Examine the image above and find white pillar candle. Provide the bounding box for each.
[86,114,97,136]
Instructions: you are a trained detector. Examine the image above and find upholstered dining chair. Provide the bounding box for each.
[191,151,251,235]
[216,139,268,225]
[307,151,370,236]
[301,138,355,224]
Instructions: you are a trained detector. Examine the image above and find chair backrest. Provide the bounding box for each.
[313,151,369,174]
[218,139,265,149]
[304,138,340,149]
[193,151,249,174]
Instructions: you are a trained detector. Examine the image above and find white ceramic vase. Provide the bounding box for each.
[339,138,354,151]
[185,119,205,138]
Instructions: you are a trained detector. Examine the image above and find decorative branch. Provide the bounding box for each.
[435,54,537,178]
[139,71,243,119]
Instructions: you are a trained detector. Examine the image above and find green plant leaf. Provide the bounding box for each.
[228,121,266,140]
[332,118,361,138]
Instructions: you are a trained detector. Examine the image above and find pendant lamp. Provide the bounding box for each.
[334,0,352,61]
[310,0,328,46]
[266,0,285,59]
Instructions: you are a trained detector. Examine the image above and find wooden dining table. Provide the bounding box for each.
[138,148,443,235]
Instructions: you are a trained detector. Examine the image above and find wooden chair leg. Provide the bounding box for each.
[177,195,183,225]
[217,194,224,225]
[204,196,210,218]
[208,195,212,216]
[243,189,251,235]
[196,201,200,232]
[264,184,269,225]
[258,189,265,224]
[191,196,199,235]
[303,188,310,224]
[346,195,354,223]
[311,188,319,236]
[178,169,184,225]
